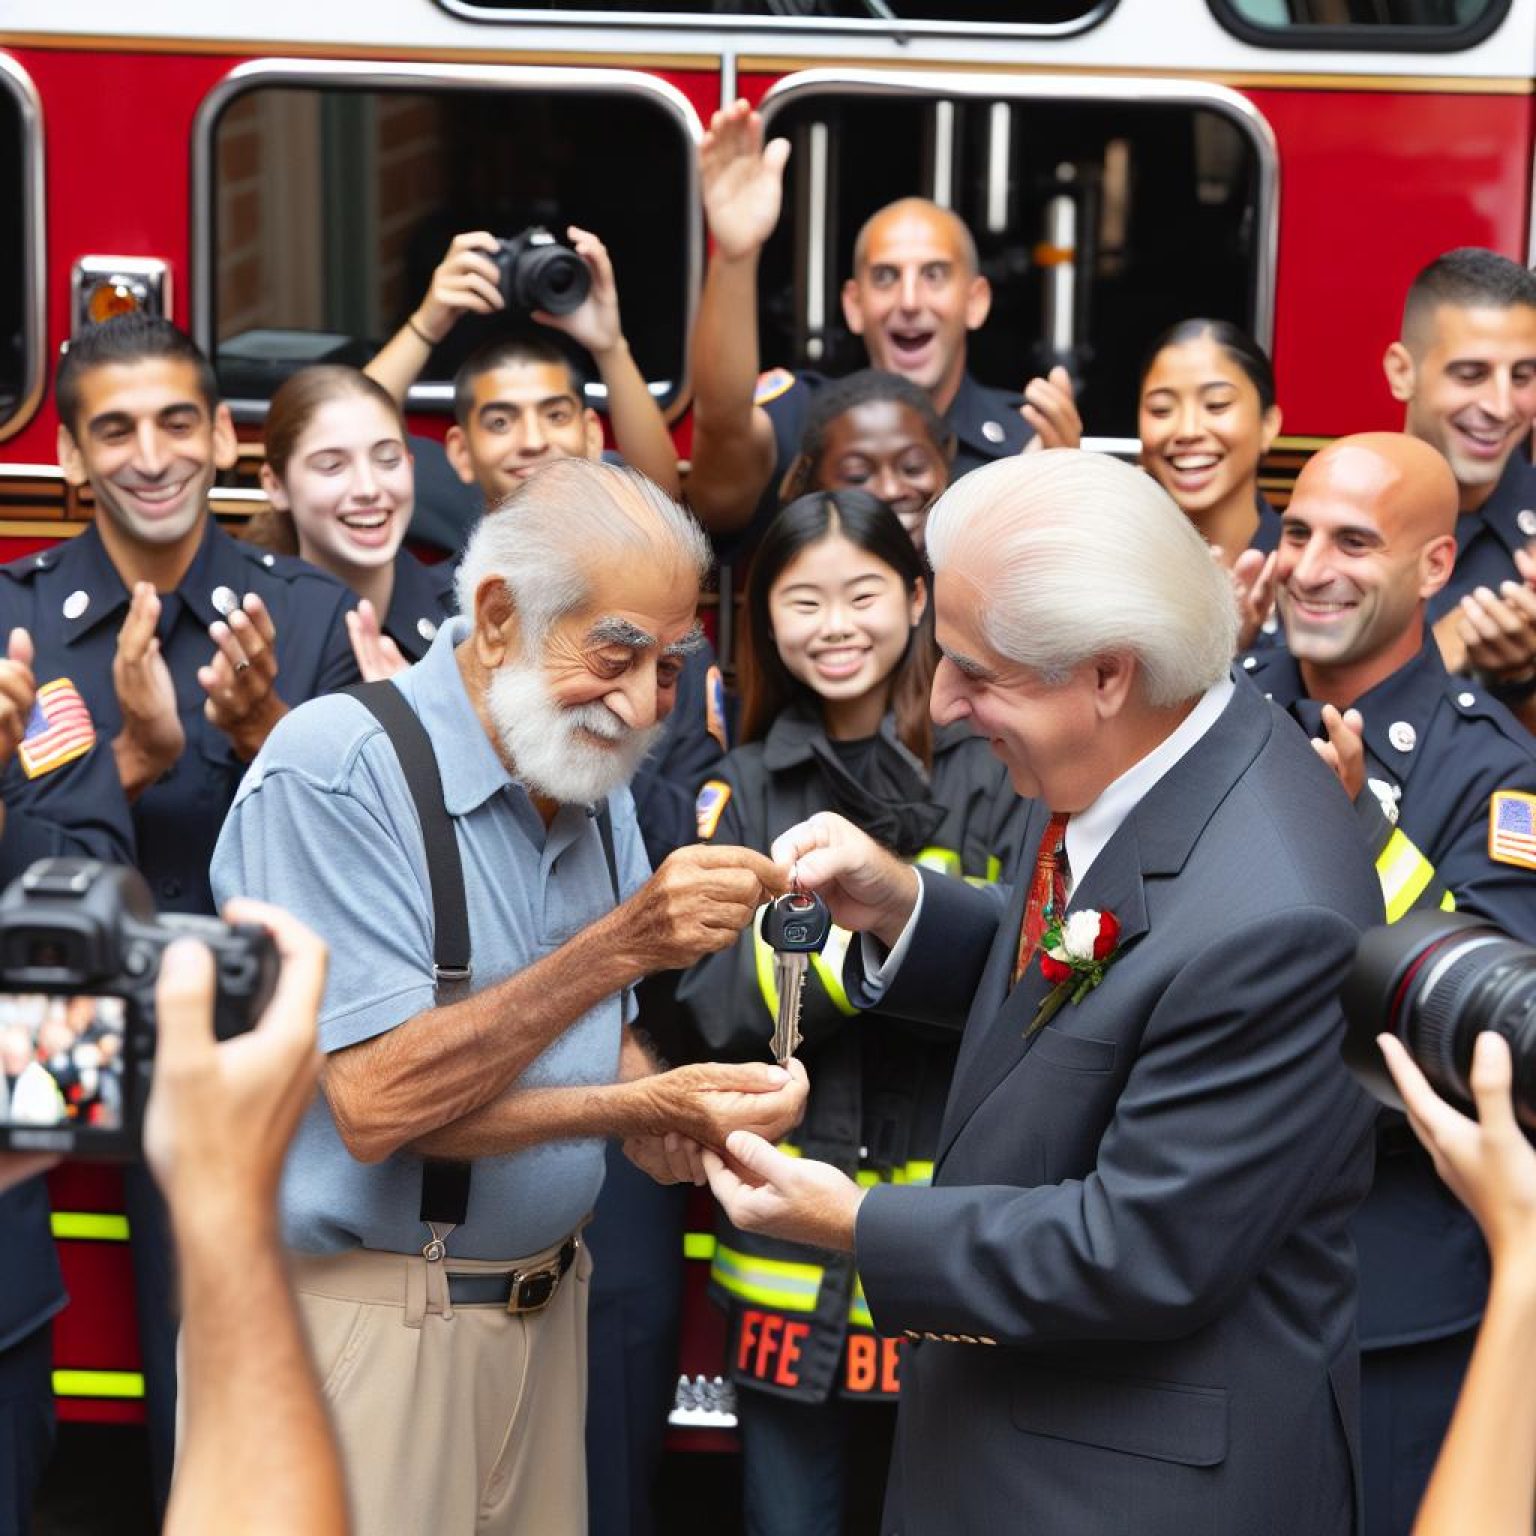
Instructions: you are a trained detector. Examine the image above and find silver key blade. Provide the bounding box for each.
[772,952,808,1064]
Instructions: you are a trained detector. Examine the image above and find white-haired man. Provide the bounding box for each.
[706,451,1385,1535]
[210,458,807,1536]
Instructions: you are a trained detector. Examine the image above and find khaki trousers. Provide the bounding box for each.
[291,1232,591,1536]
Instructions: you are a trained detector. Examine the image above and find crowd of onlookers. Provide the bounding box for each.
[1,95,1536,1536]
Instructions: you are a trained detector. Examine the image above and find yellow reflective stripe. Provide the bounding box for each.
[51,1211,129,1241]
[810,922,857,1017]
[53,1369,144,1400]
[965,854,1004,889]
[849,1276,874,1330]
[683,1232,715,1261]
[913,847,961,878]
[1377,829,1435,923]
[710,1243,823,1312]
[752,910,780,1021]
[1440,889,1458,912]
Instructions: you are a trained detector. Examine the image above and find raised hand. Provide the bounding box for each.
[411,230,505,346]
[700,99,791,262]
[199,593,286,760]
[0,627,36,770]
[1233,548,1278,653]
[705,1129,864,1253]
[532,225,624,358]
[1020,366,1082,452]
[1311,704,1365,802]
[344,600,409,683]
[113,583,185,797]
[769,811,920,948]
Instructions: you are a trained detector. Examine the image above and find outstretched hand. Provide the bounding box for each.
[770,812,919,947]
[705,1129,864,1253]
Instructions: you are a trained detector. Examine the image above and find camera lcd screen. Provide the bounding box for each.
[0,993,128,1134]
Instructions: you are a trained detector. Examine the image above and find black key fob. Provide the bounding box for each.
[760,891,831,954]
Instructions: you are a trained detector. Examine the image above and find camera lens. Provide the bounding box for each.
[1341,912,1536,1130]
[497,229,592,317]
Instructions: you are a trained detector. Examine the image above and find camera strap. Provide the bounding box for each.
[343,680,624,1235]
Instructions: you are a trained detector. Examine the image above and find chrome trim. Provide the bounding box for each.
[930,99,956,209]
[759,68,1281,357]
[0,54,45,445]
[1043,192,1077,356]
[191,59,703,419]
[0,463,64,481]
[985,102,1011,236]
[430,0,1120,43]
[804,121,830,364]
[1083,436,1141,459]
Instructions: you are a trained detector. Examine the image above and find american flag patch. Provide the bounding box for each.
[18,678,95,779]
[1488,790,1536,871]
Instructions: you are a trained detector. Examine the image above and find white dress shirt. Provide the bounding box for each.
[862,675,1236,994]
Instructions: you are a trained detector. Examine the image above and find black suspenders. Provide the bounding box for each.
[344,680,623,1234]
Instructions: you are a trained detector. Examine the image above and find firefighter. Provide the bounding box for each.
[676,491,1025,1536]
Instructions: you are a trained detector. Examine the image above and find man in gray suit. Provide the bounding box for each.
[706,450,1385,1535]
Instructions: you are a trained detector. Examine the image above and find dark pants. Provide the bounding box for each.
[0,1325,54,1536]
[584,1143,688,1536]
[1361,1328,1478,1536]
[738,1387,897,1536]
[123,1162,176,1521]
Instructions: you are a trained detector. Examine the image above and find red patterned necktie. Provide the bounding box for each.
[1014,811,1070,986]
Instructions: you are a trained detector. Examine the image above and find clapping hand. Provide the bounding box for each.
[345,600,409,683]
[199,594,286,760]
[1020,367,1082,452]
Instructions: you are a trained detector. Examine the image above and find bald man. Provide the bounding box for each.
[1242,431,1536,1536]
[686,99,1082,544]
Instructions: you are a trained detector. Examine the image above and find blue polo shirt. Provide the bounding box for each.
[210,616,649,1259]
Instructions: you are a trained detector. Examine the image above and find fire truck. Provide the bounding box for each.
[0,0,1531,1441]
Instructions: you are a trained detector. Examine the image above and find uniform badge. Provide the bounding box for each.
[18,678,96,779]
[705,664,729,752]
[1367,778,1401,826]
[752,368,796,407]
[1488,790,1536,871]
[695,779,732,840]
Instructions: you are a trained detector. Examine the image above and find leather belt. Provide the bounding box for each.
[445,1237,578,1314]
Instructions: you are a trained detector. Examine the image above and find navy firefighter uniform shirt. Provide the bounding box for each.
[1244,636,1536,1350]
[1429,451,1536,624]
[0,517,358,915]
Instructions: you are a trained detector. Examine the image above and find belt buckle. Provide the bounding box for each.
[507,1261,559,1314]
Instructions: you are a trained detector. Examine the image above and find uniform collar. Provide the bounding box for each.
[1468,452,1536,558]
[945,370,1027,458]
[759,698,958,777]
[383,549,454,661]
[177,517,258,630]
[395,615,513,816]
[53,522,132,645]
[1242,636,1443,784]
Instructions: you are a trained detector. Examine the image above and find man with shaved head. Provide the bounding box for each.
[1386,248,1536,731]
[210,458,808,1536]
[685,99,1082,543]
[1244,431,1536,1536]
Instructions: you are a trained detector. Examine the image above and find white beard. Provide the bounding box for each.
[486,658,663,806]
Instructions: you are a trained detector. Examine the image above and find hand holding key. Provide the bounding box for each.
[761,891,831,1065]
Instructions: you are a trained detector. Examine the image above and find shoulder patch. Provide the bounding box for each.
[1489,790,1536,870]
[753,368,797,407]
[695,779,732,840]
[705,664,729,752]
[18,678,95,779]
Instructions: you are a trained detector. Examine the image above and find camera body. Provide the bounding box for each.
[493,227,592,316]
[0,859,277,1158]
[1342,910,1536,1131]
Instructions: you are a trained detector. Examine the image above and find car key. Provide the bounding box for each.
[760,891,831,1064]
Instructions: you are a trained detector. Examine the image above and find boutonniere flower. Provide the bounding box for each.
[1027,909,1121,1037]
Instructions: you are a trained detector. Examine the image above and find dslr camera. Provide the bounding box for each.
[1342,910,1536,1129]
[493,227,592,316]
[0,860,277,1159]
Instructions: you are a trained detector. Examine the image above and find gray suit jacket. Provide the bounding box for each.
[853,675,1385,1536]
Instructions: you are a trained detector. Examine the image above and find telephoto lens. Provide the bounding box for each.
[493,227,592,316]
[1341,911,1536,1130]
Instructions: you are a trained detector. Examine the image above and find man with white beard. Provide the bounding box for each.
[209,458,808,1536]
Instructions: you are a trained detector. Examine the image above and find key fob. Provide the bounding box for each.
[761,891,831,954]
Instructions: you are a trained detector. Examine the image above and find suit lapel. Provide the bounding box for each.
[933,674,1274,1172]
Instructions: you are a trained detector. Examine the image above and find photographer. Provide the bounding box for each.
[365,226,679,552]
[1378,1030,1536,1536]
[0,899,347,1536]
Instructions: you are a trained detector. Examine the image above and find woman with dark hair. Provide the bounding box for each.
[778,369,954,553]
[677,490,1024,1536]
[1138,319,1284,562]
[252,365,454,680]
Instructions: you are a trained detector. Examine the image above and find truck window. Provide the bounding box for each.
[200,71,697,417]
[757,79,1275,441]
[437,1,1112,30]
[1208,0,1508,50]
[0,57,41,442]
